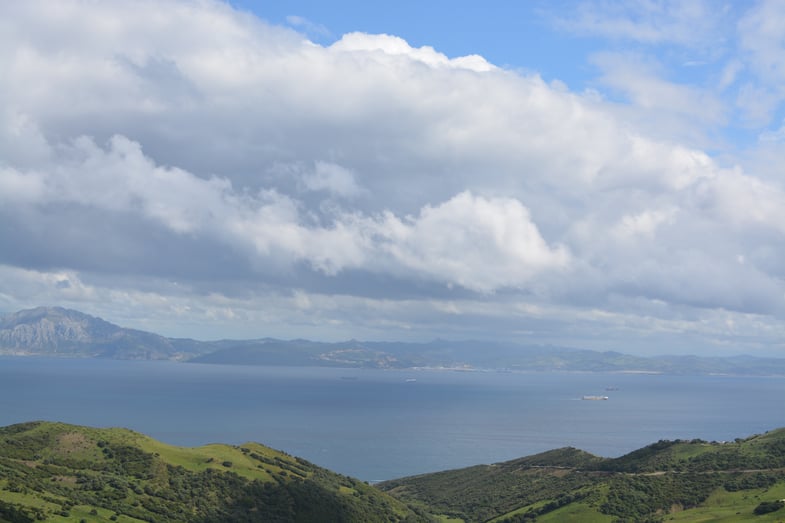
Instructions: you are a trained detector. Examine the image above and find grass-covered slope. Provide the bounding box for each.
[4,422,785,523]
[379,447,603,523]
[0,421,428,523]
[379,428,785,523]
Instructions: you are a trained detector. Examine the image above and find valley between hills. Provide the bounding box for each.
[1,422,785,522]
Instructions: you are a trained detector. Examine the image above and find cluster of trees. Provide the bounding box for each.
[754,500,785,515]
[0,499,39,523]
[497,491,591,522]
[380,464,598,522]
[599,474,720,520]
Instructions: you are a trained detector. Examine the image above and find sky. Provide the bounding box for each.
[1,0,785,356]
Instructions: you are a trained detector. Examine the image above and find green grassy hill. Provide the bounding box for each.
[0,421,427,523]
[4,422,785,523]
[379,428,785,523]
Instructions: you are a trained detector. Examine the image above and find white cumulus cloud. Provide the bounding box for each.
[1,0,784,354]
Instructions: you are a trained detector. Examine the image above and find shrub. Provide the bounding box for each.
[754,500,784,515]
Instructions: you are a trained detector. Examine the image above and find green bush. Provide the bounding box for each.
[754,500,784,515]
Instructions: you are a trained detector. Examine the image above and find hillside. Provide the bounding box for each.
[3,307,785,375]
[0,421,427,523]
[3,423,785,522]
[379,428,785,522]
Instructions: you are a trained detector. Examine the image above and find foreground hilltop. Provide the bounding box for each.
[1,423,785,522]
[3,307,785,375]
[0,421,426,522]
[380,428,785,522]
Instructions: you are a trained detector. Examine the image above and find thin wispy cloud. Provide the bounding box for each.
[286,14,332,40]
[553,0,728,47]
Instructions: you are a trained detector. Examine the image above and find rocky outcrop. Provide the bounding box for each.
[0,306,188,359]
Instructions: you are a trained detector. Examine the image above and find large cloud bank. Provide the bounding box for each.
[1,1,783,354]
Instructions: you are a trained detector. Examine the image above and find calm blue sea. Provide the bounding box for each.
[1,357,783,481]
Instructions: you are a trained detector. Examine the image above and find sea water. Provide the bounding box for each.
[1,356,783,481]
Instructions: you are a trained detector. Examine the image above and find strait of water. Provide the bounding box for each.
[1,356,783,481]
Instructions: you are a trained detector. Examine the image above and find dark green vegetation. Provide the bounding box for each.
[0,422,427,523]
[379,428,785,523]
[3,423,785,522]
[754,500,784,515]
[4,307,785,375]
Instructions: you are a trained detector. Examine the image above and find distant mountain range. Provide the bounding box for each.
[2,306,785,375]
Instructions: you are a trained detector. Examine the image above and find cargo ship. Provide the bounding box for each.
[582,395,609,400]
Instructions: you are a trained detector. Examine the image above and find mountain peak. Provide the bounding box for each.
[0,306,120,349]
[0,306,179,359]
[3,306,102,324]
